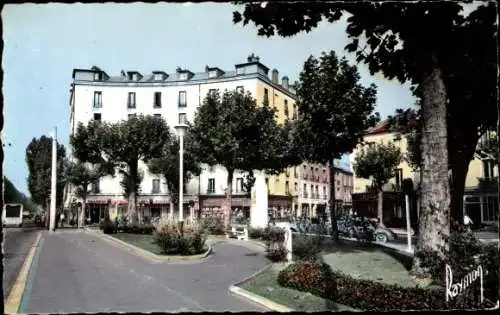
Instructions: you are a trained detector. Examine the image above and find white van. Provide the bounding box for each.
[2,203,24,227]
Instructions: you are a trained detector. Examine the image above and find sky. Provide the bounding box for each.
[2,3,417,195]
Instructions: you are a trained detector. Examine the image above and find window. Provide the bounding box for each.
[208,70,217,78]
[178,113,187,124]
[207,178,215,193]
[264,88,269,105]
[303,184,307,197]
[154,92,162,108]
[265,178,269,186]
[93,72,101,81]
[286,181,290,194]
[323,186,327,199]
[152,179,160,193]
[127,92,136,108]
[178,91,187,107]
[236,67,245,75]
[294,182,298,193]
[315,185,319,197]
[179,73,188,80]
[311,185,314,196]
[284,99,289,117]
[154,114,162,118]
[91,180,100,194]
[154,73,163,81]
[208,89,217,97]
[236,177,244,192]
[93,91,102,108]
[128,114,136,119]
[236,86,244,93]
[294,167,298,178]
[93,113,101,121]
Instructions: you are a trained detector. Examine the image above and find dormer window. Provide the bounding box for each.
[93,72,101,81]
[132,73,138,81]
[179,73,188,81]
[209,70,217,78]
[236,67,245,75]
[154,73,163,81]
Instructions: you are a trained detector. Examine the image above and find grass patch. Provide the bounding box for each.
[111,233,163,255]
[240,264,358,312]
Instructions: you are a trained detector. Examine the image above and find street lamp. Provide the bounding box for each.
[174,122,189,222]
[49,126,57,232]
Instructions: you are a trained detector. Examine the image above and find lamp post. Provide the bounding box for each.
[49,126,57,232]
[174,122,189,222]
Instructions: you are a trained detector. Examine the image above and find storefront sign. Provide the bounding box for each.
[445,264,484,303]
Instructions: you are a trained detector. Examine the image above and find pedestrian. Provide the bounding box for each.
[60,212,65,228]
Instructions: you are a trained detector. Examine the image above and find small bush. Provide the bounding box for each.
[278,260,490,310]
[102,217,117,234]
[266,245,288,262]
[293,235,322,261]
[200,216,225,235]
[153,217,207,255]
[248,227,265,239]
[263,226,288,262]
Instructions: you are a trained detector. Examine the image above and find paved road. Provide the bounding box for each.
[2,227,42,300]
[21,231,269,313]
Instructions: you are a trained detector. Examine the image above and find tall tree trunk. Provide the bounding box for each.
[377,189,384,227]
[127,163,138,224]
[449,142,476,226]
[411,60,450,278]
[169,200,175,219]
[224,169,234,229]
[328,163,339,241]
[78,189,87,228]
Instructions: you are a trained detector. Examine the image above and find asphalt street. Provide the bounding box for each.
[2,227,42,300]
[21,231,270,313]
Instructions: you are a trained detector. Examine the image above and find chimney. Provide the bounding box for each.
[205,65,209,72]
[271,69,279,84]
[282,76,289,89]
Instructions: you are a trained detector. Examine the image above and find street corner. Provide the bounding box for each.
[4,231,43,314]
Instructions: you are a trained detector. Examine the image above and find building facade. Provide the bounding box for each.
[68,55,330,223]
[350,120,499,227]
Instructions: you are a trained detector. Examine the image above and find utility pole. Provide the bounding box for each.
[49,127,57,232]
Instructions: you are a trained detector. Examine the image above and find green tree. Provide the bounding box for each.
[289,51,379,240]
[64,161,107,227]
[353,142,402,226]
[232,0,496,278]
[188,90,290,228]
[25,135,67,214]
[71,115,171,224]
[148,134,202,216]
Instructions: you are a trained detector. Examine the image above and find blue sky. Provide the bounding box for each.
[2,3,416,195]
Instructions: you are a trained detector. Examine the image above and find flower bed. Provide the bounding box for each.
[153,217,207,256]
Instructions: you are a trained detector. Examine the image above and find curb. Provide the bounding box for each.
[85,229,212,263]
[5,232,42,314]
[228,263,294,312]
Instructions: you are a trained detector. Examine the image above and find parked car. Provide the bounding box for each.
[337,215,396,243]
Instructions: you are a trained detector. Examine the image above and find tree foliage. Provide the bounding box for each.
[25,135,66,210]
[65,161,106,227]
[3,176,38,212]
[353,142,403,189]
[289,51,379,239]
[71,115,171,222]
[148,135,202,206]
[232,0,497,278]
[188,90,291,227]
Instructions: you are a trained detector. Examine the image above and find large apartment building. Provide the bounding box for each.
[350,120,499,227]
[68,55,334,223]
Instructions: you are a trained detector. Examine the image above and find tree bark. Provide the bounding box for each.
[377,189,384,227]
[411,59,450,278]
[224,169,234,229]
[127,163,138,224]
[328,163,339,241]
[78,189,87,228]
[169,201,175,219]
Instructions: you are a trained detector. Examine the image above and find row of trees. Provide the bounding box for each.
[232,1,497,277]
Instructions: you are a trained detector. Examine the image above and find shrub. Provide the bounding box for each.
[153,217,207,255]
[278,260,490,311]
[263,226,288,262]
[200,216,225,235]
[293,235,322,261]
[277,260,336,297]
[102,217,117,234]
[248,227,265,239]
